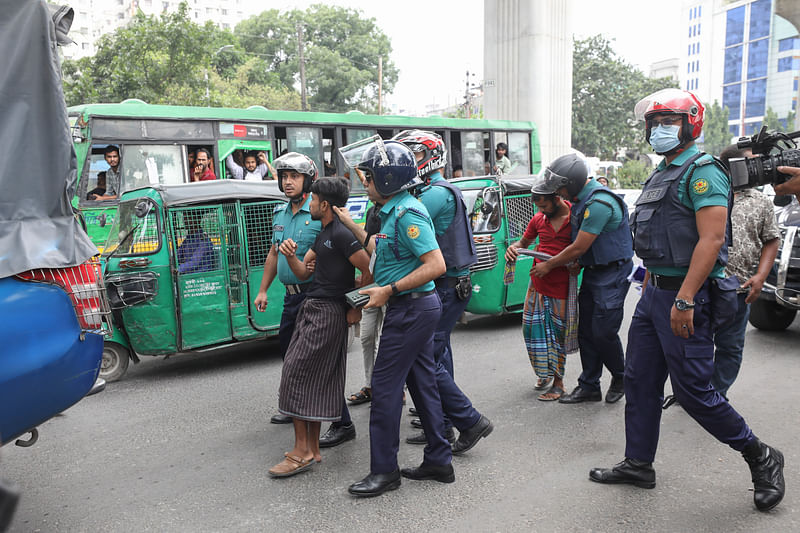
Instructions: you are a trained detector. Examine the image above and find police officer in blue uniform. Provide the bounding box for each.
[254,152,353,434]
[394,130,493,452]
[533,154,632,404]
[589,89,784,512]
[341,138,454,497]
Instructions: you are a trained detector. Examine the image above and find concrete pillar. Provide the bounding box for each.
[484,0,573,168]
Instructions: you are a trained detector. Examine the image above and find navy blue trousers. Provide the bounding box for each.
[280,291,350,425]
[624,282,754,463]
[433,285,481,431]
[369,293,451,474]
[576,261,630,392]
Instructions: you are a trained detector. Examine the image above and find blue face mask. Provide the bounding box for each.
[649,124,681,154]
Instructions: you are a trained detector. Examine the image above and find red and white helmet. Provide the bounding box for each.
[392,129,447,180]
[635,88,705,145]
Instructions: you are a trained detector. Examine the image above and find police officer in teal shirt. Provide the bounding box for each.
[395,130,492,453]
[589,89,784,513]
[341,138,454,497]
[255,152,325,425]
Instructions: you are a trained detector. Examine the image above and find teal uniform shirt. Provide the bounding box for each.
[416,171,470,278]
[375,190,439,294]
[272,194,322,285]
[576,179,624,235]
[648,144,729,279]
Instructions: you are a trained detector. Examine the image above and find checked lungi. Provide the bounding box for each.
[278,297,348,422]
[522,274,579,379]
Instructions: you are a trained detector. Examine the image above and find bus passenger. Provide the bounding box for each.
[226,150,269,181]
[89,145,121,201]
[494,142,512,175]
[193,148,216,181]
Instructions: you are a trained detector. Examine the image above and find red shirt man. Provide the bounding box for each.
[193,149,217,181]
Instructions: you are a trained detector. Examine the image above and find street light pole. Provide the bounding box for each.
[206,44,235,106]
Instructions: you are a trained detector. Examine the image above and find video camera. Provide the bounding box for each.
[729,126,800,190]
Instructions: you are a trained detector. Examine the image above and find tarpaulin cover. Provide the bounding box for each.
[0,1,97,278]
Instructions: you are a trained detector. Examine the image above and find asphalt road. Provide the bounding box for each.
[2,288,799,532]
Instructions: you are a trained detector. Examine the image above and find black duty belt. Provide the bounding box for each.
[389,289,436,305]
[435,276,460,289]
[584,259,629,271]
[285,283,309,295]
[649,273,684,291]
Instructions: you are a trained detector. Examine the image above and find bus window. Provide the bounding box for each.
[82,144,117,204]
[507,132,531,175]
[282,126,323,179]
[322,128,337,177]
[345,128,376,144]
[460,131,486,177]
[121,144,185,192]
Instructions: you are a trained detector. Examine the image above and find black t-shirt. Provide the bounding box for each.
[364,205,382,241]
[306,217,363,299]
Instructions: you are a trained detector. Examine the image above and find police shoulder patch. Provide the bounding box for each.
[407,225,420,239]
[693,178,709,195]
[583,207,590,219]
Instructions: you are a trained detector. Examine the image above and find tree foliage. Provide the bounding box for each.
[572,35,678,159]
[616,159,650,189]
[235,5,398,113]
[699,100,731,156]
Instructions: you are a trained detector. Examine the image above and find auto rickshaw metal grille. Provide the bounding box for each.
[222,203,243,304]
[242,201,281,268]
[171,208,222,275]
[504,195,536,241]
[112,208,160,256]
[470,244,498,272]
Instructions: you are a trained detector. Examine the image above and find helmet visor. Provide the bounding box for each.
[541,167,568,192]
[634,88,697,121]
[339,135,389,170]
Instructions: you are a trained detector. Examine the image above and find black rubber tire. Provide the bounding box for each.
[748,298,797,331]
[100,342,130,382]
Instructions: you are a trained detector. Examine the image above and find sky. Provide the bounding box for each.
[245,0,683,115]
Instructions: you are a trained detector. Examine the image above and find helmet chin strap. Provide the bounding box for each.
[289,192,306,204]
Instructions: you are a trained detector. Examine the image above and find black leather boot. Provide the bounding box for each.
[742,438,785,511]
[589,458,656,489]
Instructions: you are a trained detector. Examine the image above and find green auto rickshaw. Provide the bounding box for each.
[100,180,288,381]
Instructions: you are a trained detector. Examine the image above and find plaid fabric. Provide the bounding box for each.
[564,273,579,353]
[522,282,567,379]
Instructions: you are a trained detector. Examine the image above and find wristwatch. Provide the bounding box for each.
[390,282,399,295]
[674,298,695,311]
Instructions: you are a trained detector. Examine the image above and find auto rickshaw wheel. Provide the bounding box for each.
[100,342,130,382]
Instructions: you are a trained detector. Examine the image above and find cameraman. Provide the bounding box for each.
[712,145,779,398]
[773,166,800,199]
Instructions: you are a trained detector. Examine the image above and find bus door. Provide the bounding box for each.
[241,199,286,333]
[217,123,272,179]
[170,206,233,349]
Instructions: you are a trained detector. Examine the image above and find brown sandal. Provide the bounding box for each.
[538,385,564,402]
[268,453,316,478]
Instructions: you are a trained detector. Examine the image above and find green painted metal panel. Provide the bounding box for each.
[119,266,179,355]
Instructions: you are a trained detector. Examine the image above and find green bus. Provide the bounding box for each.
[68,100,541,248]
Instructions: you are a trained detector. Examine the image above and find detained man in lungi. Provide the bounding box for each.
[505,177,578,401]
[268,177,372,477]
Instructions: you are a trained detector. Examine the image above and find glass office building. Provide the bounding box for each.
[680,0,799,138]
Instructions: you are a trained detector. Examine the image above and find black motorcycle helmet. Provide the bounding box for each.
[541,154,591,199]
